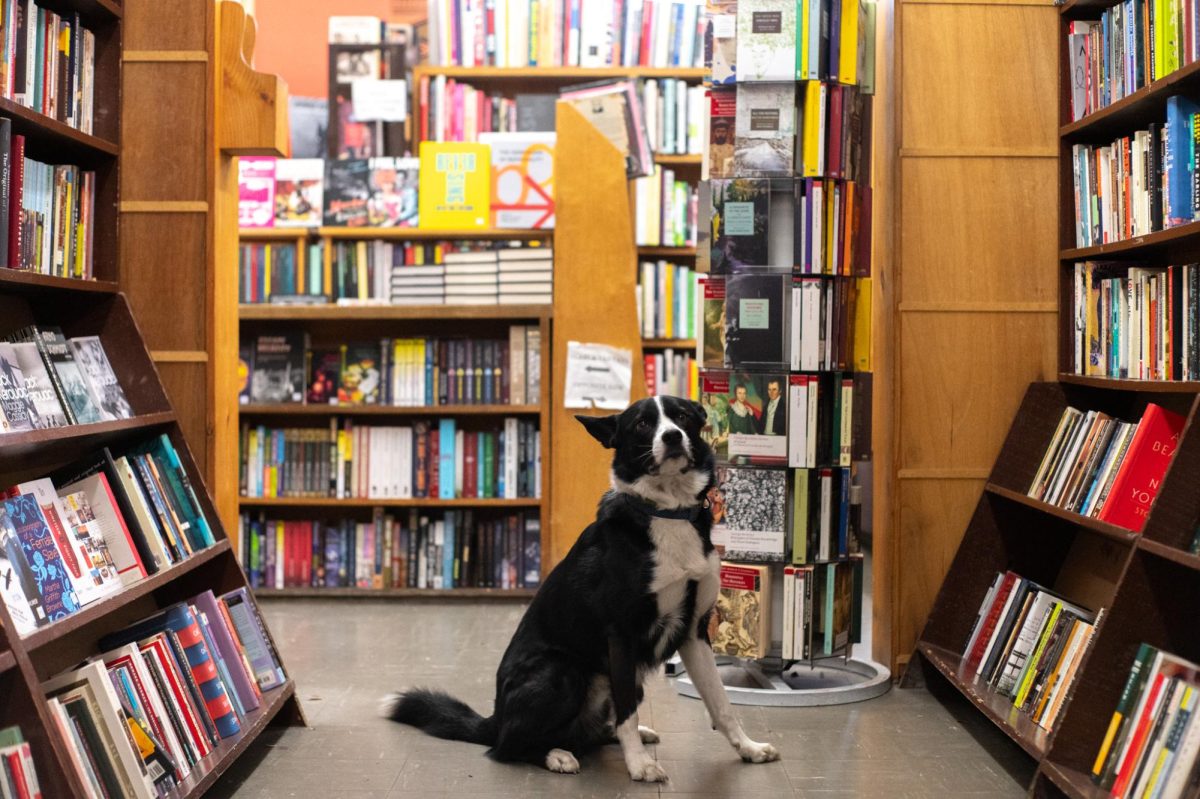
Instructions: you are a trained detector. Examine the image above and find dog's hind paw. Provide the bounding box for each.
[637,725,660,744]
[545,749,580,774]
[736,740,780,763]
[628,759,669,782]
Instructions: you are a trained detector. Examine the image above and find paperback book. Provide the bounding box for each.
[724,273,790,367]
[733,83,795,177]
[418,142,491,229]
[712,562,771,658]
[478,132,556,229]
[367,157,419,227]
[323,158,371,227]
[708,178,770,271]
[700,369,789,465]
[273,158,324,228]
[708,465,788,560]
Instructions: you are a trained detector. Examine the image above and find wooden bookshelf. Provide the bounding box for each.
[642,338,696,349]
[653,153,702,166]
[239,303,552,321]
[254,587,536,599]
[239,497,544,509]
[637,245,697,258]
[415,65,708,82]
[239,403,541,416]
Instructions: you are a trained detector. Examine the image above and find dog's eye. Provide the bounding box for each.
[636,420,651,433]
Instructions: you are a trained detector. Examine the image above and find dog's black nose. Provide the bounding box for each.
[661,429,682,446]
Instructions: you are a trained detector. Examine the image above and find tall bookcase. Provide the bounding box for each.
[904,4,1200,795]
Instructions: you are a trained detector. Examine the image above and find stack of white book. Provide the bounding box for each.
[499,248,553,305]
[444,251,499,305]
[390,263,446,305]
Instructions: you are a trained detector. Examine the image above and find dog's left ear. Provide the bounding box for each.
[576,413,619,449]
[684,400,706,428]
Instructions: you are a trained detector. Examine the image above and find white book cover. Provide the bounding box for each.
[112,457,172,571]
[787,375,809,469]
[99,643,192,780]
[57,490,124,603]
[273,158,324,228]
[399,428,414,499]
[799,279,821,371]
[505,417,520,498]
[783,566,795,659]
[736,0,797,82]
[328,16,382,43]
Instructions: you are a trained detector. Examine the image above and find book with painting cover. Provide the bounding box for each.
[307,348,341,405]
[814,560,856,655]
[724,273,790,368]
[249,334,306,404]
[709,86,737,179]
[0,516,43,633]
[697,275,728,368]
[69,336,134,421]
[367,156,419,227]
[323,158,371,227]
[706,0,739,85]
[711,562,771,658]
[10,341,69,428]
[736,0,796,81]
[708,178,770,271]
[273,158,324,228]
[418,142,491,229]
[700,369,789,465]
[339,343,383,405]
[478,132,556,229]
[237,157,275,228]
[708,465,788,561]
[734,83,795,177]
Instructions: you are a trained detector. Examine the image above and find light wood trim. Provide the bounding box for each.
[218,1,289,155]
[123,50,210,62]
[900,146,1058,158]
[151,350,210,362]
[897,468,991,480]
[898,301,1058,313]
[120,201,209,212]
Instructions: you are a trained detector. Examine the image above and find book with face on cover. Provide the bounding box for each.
[708,87,737,179]
[68,336,133,421]
[700,369,789,465]
[734,83,796,177]
[323,158,371,227]
[711,562,771,658]
[367,157,419,228]
[707,466,788,561]
[272,158,324,228]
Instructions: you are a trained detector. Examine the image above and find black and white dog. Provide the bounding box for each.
[381,395,780,782]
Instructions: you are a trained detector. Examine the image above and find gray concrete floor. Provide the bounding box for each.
[208,601,1033,798]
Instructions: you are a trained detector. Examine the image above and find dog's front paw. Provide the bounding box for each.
[637,724,660,744]
[545,749,580,774]
[736,740,780,763]
[628,758,669,782]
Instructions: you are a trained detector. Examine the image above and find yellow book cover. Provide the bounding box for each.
[1014,603,1060,707]
[356,241,368,300]
[838,0,861,86]
[842,181,856,276]
[853,277,872,371]
[802,81,825,177]
[798,0,809,79]
[263,244,272,300]
[665,266,675,337]
[419,142,491,229]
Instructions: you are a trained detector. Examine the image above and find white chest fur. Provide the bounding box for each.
[647,518,720,659]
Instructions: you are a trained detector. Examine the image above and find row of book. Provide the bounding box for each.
[6,133,97,278]
[1091,644,1200,797]
[239,419,541,501]
[1071,261,1200,381]
[242,328,543,408]
[239,510,541,591]
[698,177,872,277]
[0,435,217,636]
[637,261,698,340]
[1028,402,1184,533]
[0,1,97,134]
[1066,5,1200,122]
[43,592,287,797]
[644,78,706,156]
[1070,96,1200,249]
[712,0,870,87]
[643,348,700,400]
[0,326,132,431]
[0,727,39,799]
[707,464,862,564]
[426,0,705,68]
[632,166,698,247]
[707,82,871,181]
[416,77,520,143]
[695,274,870,373]
[961,571,1100,733]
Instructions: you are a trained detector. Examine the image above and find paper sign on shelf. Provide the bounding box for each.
[351,79,408,121]
[563,342,633,410]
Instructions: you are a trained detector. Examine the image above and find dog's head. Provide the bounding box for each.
[577,396,714,507]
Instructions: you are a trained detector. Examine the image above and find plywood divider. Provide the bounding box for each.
[549,103,648,565]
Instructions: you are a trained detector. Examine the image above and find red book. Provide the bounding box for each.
[464,432,479,498]
[644,355,657,397]
[1111,672,1166,797]
[1097,403,1186,531]
[964,572,1017,671]
[8,134,22,269]
[828,86,844,178]
[429,429,440,498]
[6,750,31,799]
[639,0,654,66]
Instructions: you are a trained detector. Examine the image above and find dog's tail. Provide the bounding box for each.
[379,689,497,745]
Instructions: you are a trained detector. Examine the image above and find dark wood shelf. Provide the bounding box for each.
[165,681,297,798]
[255,587,536,599]
[239,496,542,509]
[1057,373,1200,393]
[38,0,123,23]
[0,650,15,674]
[917,641,1051,758]
[652,153,702,166]
[239,304,553,321]
[0,269,119,296]
[239,403,541,417]
[984,483,1140,544]
[0,412,176,459]
[1039,761,1107,799]
[1136,537,1200,571]
[21,540,231,651]
[1059,0,1117,16]
[1060,219,1200,260]
[637,246,697,257]
[0,95,119,161]
[1060,59,1200,141]
[642,338,696,348]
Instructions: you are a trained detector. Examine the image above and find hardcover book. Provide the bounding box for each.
[734,83,795,177]
[249,334,305,404]
[237,157,275,228]
[10,342,68,428]
[273,158,324,228]
[711,562,771,658]
[418,142,491,229]
[708,178,770,271]
[1096,403,1186,531]
[700,369,789,464]
[724,273,790,367]
[708,465,788,560]
[367,156,419,228]
[478,132,556,229]
[323,158,371,227]
[68,337,133,421]
[736,0,796,81]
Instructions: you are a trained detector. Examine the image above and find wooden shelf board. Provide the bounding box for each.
[1060,220,1200,260]
[985,483,1140,545]
[416,65,708,81]
[642,338,696,348]
[637,246,697,257]
[238,497,542,509]
[1137,537,1200,571]
[239,304,553,321]
[254,587,536,599]
[0,650,15,674]
[0,269,119,295]
[917,641,1050,759]
[1059,0,1116,15]
[319,227,550,241]
[0,94,119,157]
[653,153,703,166]
[1040,761,1108,799]
[1057,373,1200,393]
[238,228,314,240]
[239,403,542,417]
[1060,59,1200,140]
[0,412,176,457]
[21,540,231,651]
[166,680,297,798]
[41,0,123,22]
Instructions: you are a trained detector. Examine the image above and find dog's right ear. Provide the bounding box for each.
[576,413,619,449]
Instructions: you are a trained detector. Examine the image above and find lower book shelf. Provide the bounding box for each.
[1039,760,1109,799]
[254,587,536,599]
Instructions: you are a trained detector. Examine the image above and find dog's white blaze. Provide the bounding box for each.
[613,466,709,509]
[648,517,718,660]
[651,396,691,466]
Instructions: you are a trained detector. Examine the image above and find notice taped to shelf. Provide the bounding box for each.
[351,79,408,121]
[563,341,633,410]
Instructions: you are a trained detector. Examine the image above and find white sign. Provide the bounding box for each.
[563,341,633,410]
[351,79,408,121]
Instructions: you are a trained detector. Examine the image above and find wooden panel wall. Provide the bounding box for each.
[888,0,1058,672]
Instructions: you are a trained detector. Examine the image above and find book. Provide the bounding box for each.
[724,273,789,367]
[322,158,370,227]
[697,275,728,367]
[708,178,770,271]
[249,334,306,404]
[0,342,34,432]
[708,465,788,560]
[735,0,796,81]
[700,369,788,465]
[366,156,419,227]
[708,0,739,84]
[478,132,556,229]
[0,493,79,620]
[708,86,737,178]
[272,158,324,228]
[558,79,652,178]
[339,343,384,405]
[711,562,771,658]
[237,156,275,228]
[9,341,68,428]
[68,336,133,421]
[733,83,795,177]
[1096,403,1186,531]
[0,513,44,633]
[418,142,491,229]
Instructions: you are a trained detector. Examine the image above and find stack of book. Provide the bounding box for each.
[633,166,697,247]
[497,247,553,305]
[0,727,40,798]
[0,1,97,134]
[444,249,499,305]
[1090,644,1200,798]
[425,0,705,68]
[643,348,699,400]
[42,592,286,796]
[242,327,543,407]
[0,326,133,431]
[240,509,541,591]
[637,260,697,340]
[0,435,216,636]
[240,418,541,500]
[1070,261,1200,381]
[961,571,1101,733]
[781,558,863,661]
[1027,403,1186,532]
[643,78,706,157]
[6,138,98,279]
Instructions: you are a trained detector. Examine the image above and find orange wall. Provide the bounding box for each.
[252,0,424,98]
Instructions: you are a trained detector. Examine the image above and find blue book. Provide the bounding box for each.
[438,419,456,499]
[1165,95,1199,226]
[1,494,79,621]
[425,340,435,405]
[324,524,340,587]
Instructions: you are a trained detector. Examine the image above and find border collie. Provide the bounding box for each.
[381,395,780,781]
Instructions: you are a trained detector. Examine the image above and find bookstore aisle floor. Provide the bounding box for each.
[207,601,1030,798]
